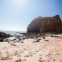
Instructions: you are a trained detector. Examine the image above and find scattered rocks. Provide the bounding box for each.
[21,33,46,39]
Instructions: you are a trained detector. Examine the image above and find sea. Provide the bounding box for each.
[0,30,26,35]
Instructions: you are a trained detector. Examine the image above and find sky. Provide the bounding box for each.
[0,0,62,32]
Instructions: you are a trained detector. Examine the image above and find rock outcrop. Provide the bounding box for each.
[0,32,10,41]
[27,15,62,33]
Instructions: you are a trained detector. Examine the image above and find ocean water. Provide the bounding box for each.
[0,31,26,35]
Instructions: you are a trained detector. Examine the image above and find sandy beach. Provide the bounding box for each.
[0,34,62,62]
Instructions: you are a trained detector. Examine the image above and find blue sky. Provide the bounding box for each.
[0,0,62,32]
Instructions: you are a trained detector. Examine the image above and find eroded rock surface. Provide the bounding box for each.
[27,15,62,33]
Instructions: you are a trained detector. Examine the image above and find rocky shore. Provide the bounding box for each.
[0,32,11,41]
[0,32,62,62]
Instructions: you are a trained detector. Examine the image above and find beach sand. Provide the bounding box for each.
[0,34,62,62]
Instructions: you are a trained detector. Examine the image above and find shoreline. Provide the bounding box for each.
[0,33,62,62]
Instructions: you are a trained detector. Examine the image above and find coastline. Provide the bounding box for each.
[0,32,62,62]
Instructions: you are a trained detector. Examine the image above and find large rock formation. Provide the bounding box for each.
[27,15,62,33]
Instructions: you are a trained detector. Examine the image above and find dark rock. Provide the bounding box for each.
[34,38,41,42]
[50,35,59,37]
[44,40,49,41]
[27,15,62,33]
[0,32,10,41]
[21,41,24,43]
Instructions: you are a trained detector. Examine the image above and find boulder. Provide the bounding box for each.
[27,15,62,33]
[0,32,10,41]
